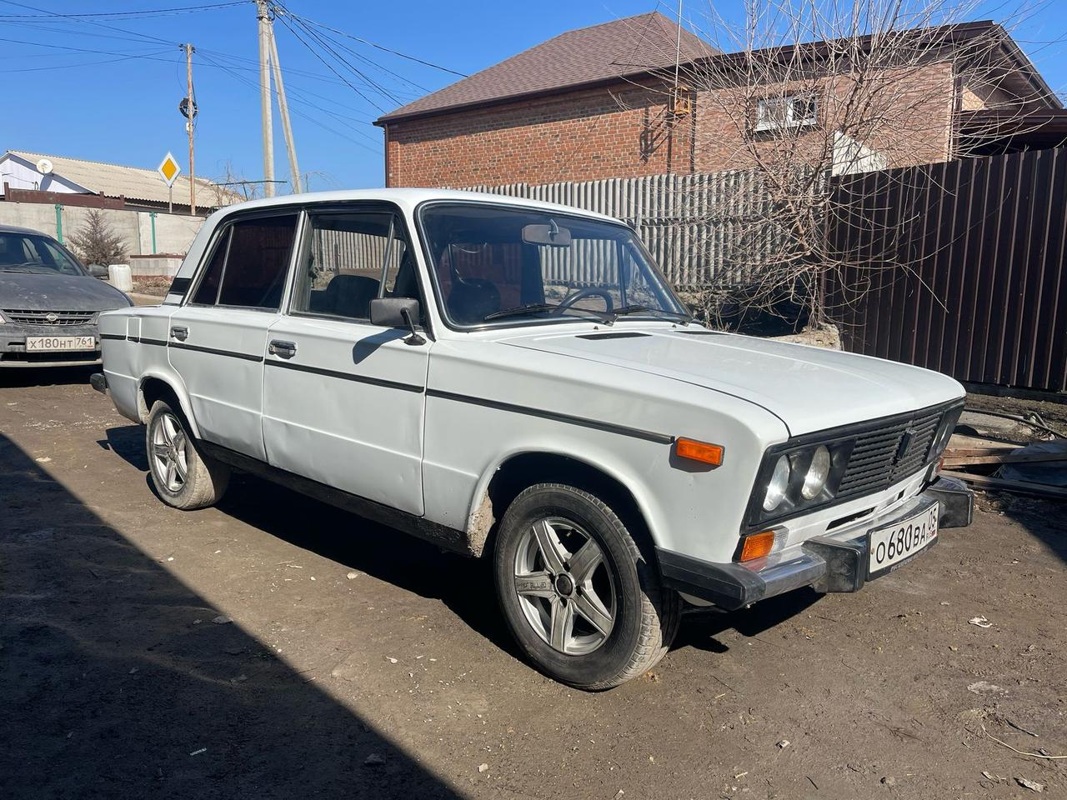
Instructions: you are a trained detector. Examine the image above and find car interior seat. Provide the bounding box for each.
[322,274,381,319]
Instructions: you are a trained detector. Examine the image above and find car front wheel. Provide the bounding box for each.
[493,483,679,690]
[146,400,229,510]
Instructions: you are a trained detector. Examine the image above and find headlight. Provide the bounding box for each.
[763,455,791,511]
[749,440,853,527]
[801,445,831,500]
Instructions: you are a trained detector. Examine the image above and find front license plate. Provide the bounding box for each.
[868,502,939,577]
[25,336,96,352]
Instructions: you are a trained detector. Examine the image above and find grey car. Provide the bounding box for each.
[0,224,132,367]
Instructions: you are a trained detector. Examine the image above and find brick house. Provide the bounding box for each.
[375,13,1062,188]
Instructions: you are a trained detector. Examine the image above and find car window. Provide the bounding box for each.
[0,233,85,276]
[291,211,413,322]
[191,214,299,310]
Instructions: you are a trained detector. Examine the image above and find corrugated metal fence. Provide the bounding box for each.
[468,170,793,290]
[825,149,1067,393]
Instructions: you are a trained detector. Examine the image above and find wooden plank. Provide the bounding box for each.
[945,444,1020,457]
[943,453,1067,467]
[941,470,1067,500]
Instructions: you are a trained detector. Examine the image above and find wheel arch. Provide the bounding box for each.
[467,450,661,563]
[138,371,201,437]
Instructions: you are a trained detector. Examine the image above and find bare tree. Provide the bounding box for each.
[674,0,1041,328]
[67,210,127,267]
[212,160,263,205]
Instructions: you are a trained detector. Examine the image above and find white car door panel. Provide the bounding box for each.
[167,306,272,460]
[262,316,430,516]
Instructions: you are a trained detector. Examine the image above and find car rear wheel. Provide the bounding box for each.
[493,483,680,690]
[146,400,229,510]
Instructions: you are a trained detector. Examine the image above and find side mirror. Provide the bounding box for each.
[370,297,426,346]
[87,264,109,280]
[370,297,419,327]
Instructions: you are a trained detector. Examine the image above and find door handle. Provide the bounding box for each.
[170,326,189,342]
[269,339,297,359]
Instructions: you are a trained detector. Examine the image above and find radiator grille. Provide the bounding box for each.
[2,310,96,326]
[837,408,943,498]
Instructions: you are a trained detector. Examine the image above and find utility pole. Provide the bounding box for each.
[181,43,197,214]
[269,29,301,193]
[256,0,275,197]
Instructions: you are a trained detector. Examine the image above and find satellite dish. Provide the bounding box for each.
[36,158,54,175]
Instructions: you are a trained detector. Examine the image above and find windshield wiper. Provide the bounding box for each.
[483,303,613,323]
[605,305,691,325]
[0,265,51,274]
[482,303,556,321]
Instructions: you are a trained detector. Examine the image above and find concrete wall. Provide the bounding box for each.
[0,201,203,259]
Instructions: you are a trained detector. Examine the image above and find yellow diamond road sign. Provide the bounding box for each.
[158,152,181,187]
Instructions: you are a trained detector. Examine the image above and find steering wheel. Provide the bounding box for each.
[552,287,615,314]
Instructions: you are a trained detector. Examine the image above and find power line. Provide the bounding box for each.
[271,7,392,113]
[0,1,183,46]
[0,50,174,73]
[197,49,382,154]
[0,1,245,19]
[276,10,432,94]
[282,8,468,78]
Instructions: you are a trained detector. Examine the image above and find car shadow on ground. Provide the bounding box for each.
[0,433,461,800]
[102,423,517,658]
[674,589,823,654]
[100,423,832,668]
[216,475,517,658]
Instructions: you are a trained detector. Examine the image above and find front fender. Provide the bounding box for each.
[462,437,675,557]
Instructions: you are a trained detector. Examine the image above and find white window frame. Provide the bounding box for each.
[754,94,818,132]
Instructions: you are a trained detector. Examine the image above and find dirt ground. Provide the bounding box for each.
[1,369,1064,800]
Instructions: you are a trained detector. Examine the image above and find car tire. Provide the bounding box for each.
[146,399,229,510]
[493,483,680,690]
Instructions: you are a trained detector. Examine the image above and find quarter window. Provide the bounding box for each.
[191,214,299,310]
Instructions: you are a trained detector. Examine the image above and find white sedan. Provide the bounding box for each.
[94,189,973,689]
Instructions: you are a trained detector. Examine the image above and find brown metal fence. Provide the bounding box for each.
[825,149,1067,393]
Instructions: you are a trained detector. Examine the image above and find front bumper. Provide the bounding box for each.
[0,326,102,367]
[658,476,974,610]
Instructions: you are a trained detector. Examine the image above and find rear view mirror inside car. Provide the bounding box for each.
[522,221,572,247]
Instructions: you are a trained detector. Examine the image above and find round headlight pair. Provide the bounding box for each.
[761,445,831,512]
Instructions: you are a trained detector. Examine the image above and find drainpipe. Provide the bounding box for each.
[54,203,64,243]
[149,212,158,254]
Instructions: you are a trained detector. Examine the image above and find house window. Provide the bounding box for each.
[754,94,818,132]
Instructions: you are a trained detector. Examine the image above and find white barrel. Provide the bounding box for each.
[108,263,133,292]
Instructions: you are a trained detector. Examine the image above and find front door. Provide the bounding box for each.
[261,206,430,516]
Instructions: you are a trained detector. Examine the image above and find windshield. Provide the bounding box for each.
[419,203,689,327]
[0,232,87,276]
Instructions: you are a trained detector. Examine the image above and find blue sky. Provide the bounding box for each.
[1,0,1064,192]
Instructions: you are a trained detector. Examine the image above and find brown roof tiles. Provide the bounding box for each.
[376,12,717,123]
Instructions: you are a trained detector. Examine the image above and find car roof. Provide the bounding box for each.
[210,188,623,224]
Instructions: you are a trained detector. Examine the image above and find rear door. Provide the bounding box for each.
[262,206,430,515]
[168,211,300,461]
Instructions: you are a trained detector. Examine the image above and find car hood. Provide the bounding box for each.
[500,327,964,436]
[0,272,130,312]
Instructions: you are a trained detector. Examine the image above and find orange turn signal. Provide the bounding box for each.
[739,531,776,562]
[673,438,725,466]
